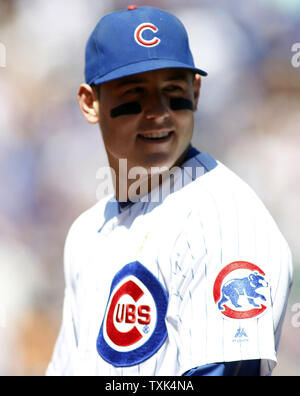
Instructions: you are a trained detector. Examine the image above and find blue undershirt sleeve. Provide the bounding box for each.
[183,360,261,376]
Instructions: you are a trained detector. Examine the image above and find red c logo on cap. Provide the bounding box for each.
[134,23,161,48]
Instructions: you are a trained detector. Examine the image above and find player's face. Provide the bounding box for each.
[97,68,201,171]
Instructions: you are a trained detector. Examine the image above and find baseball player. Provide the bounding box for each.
[47,6,293,376]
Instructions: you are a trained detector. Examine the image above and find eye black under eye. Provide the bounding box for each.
[170,97,194,111]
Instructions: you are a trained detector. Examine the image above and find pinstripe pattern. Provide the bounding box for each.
[46,153,292,376]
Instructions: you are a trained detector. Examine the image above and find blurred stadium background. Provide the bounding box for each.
[0,0,299,376]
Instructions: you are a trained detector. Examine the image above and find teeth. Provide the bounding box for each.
[139,131,172,139]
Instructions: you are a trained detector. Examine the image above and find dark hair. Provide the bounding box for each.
[91,84,101,99]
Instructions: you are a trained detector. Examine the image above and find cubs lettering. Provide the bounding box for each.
[115,304,151,325]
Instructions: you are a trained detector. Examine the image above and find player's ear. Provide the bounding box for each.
[78,84,100,125]
[193,73,201,112]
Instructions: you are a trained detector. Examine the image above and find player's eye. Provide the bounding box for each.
[124,87,144,95]
[164,85,184,93]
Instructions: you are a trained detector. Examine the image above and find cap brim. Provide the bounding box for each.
[91,59,207,85]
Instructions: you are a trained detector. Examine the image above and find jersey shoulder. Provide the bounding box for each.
[209,160,289,240]
[188,155,282,227]
[177,154,292,259]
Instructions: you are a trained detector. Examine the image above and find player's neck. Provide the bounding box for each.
[113,164,164,203]
[109,145,196,203]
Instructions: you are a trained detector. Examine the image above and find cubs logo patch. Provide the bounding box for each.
[213,261,269,320]
[97,261,168,367]
[134,23,161,48]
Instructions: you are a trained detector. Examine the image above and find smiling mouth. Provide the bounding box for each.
[137,131,174,141]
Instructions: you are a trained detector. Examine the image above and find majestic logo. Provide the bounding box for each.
[233,327,248,343]
[97,261,168,367]
[134,23,161,48]
[213,261,269,320]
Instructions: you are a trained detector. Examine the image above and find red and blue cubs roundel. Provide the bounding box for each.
[97,261,168,367]
[213,261,269,320]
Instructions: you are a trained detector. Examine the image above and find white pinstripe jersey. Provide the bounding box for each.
[47,152,292,376]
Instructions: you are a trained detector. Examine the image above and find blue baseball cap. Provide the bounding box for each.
[85,5,207,86]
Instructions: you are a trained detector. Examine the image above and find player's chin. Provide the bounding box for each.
[132,151,171,171]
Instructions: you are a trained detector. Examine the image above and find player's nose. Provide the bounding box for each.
[143,91,170,121]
